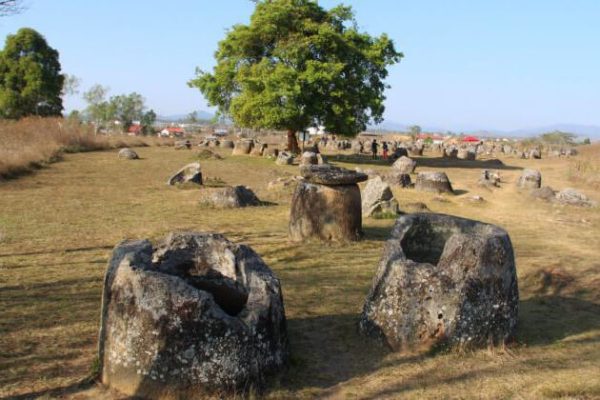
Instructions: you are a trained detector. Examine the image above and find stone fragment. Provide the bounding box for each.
[275,151,294,165]
[517,169,542,189]
[219,139,234,149]
[392,156,416,174]
[167,162,202,186]
[555,188,597,207]
[300,164,368,185]
[415,172,454,194]
[118,148,139,160]
[199,186,261,208]
[362,176,399,217]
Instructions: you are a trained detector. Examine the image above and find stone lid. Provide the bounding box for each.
[300,164,368,185]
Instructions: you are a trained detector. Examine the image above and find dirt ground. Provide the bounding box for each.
[1,145,599,399]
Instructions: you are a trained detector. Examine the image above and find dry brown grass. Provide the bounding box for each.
[0,118,173,180]
[569,143,600,189]
[0,146,599,399]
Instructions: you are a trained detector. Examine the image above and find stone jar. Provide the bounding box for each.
[359,213,518,351]
[98,232,289,398]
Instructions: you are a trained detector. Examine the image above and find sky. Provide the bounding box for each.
[0,0,599,131]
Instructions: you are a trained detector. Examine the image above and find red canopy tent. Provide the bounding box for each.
[462,135,480,143]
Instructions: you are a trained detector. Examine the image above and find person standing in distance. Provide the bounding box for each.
[371,139,379,159]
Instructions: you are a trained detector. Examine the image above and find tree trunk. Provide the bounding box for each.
[287,129,300,154]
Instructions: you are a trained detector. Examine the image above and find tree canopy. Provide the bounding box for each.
[189,0,402,151]
[0,28,64,119]
[83,85,147,133]
[539,130,577,146]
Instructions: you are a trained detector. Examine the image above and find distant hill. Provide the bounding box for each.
[506,124,600,139]
[370,120,600,139]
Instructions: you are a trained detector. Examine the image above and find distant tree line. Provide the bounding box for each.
[81,85,156,134]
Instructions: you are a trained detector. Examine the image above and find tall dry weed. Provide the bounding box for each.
[568,143,600,189]
[0,118,157,179]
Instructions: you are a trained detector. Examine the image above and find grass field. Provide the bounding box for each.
[1,145,599,399]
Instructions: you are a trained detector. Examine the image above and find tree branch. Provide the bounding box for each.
[0,0,25,17]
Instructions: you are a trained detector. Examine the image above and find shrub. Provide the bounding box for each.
[0,117,153,179]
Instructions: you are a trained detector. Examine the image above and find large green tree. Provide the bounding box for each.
[109,92,145,131]
[190,0,402,152]
[83,86,146,133]
[0,28,64,118]
[83,84,112,134]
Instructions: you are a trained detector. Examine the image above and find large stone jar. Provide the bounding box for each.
[232,139,254,155]
[98,232,289,398]
[289,165,367,242]
[359,213,518,351]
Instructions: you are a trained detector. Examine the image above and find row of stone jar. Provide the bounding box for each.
[98,212,518,398]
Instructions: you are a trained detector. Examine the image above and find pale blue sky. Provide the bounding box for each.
[1,0,598,131]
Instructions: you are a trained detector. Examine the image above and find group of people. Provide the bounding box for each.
[370,139,390,160]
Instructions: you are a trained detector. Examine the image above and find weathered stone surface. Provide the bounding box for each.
[548,150,561,158]
[457,148,476,161]
[392,156,416,174]
[359,213,518,351]
[300,151,318,166]
[529,149,541,159]
[409,144,424,157]
[530,186,556,202]
[362,176,399,217]
[275,151,294,166]
[219,139,234,149]
[555,188,597,207]
[232,140,254,155]
[98,232,289,398]
[167,162,202,186]
[478,170,501,188]
[443,147,458,159]
[263,148,280,159]
[351,140,363,154]
[300,164,368,185]
[392,147,409,160]
[196,149,223,160]
[174,140,192,150]
[289,181,362,242]
[250,143,267,156]
[517,169,542,189]
[384,171,412,188]
[415,172,454,194]
[118,148,139,160]
[199,186,261,208]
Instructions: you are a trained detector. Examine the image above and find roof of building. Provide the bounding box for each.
[163,127,185,133]
[128,124,142,133]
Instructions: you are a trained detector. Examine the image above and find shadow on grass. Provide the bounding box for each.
[0,244,114,258]
[415,156,522,170]
[258,200,279,207]
[362,225,394,241]
[273,313,417,391]
[326,153,393,166]
[0,377,95,400]
[518,295,600,346]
